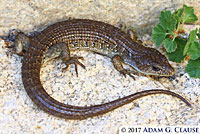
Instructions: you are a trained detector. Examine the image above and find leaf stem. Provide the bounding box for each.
[177,22,180,31]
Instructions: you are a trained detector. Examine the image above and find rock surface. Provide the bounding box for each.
[0,0,199,134]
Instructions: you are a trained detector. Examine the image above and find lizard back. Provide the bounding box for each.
[19,19,190,119]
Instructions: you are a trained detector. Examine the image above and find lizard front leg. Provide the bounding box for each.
[112,55,139,80]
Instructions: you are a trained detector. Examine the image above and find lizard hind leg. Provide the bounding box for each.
[59,43,85,77]
[62,56,86,77]
[44,42,86,77]
[3,29,31,56]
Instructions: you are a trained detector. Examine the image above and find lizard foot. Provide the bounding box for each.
[62,56,86,77]
[119,69,136,80]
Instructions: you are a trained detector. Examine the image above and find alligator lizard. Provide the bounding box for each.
[3,19,191,120]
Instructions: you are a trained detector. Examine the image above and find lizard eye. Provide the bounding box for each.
[152,65,161,72]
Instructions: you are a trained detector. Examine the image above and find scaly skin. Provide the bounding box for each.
[4,19,191,120]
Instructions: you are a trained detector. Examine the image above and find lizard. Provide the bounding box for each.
[2,19,192,120]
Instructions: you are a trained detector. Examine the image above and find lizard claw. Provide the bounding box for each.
[119,69,136,80]
[62,56,86,77]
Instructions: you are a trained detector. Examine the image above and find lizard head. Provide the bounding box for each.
[2,29,30,56]
[124,47,175,77]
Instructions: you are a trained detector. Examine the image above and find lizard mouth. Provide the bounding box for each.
[135,66,175,77]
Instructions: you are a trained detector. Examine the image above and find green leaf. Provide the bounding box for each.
[181,5,198,23]
[190,29,198,42]
[185,58,200,78]
[152,11,177,47]
[167,38,187,62]
[188,42,200,60]
[163,38,177,53]
[159,11,177,32]
[152,24,166,47]
[197,28,200,39]
[183,39,191,56]
[173,8,184,22]
[183,29,197,55]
